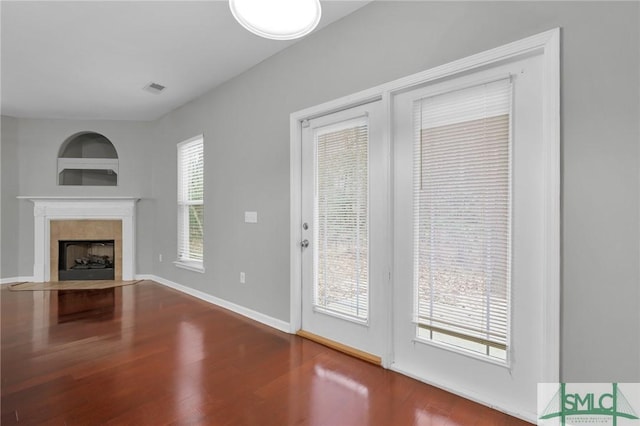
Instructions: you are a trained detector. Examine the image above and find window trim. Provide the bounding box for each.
[173,259,205,273]
[176,134,204,271]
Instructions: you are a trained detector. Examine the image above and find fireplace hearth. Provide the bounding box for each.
[58,240,115,281]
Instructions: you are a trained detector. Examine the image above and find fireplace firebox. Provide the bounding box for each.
[58,240,115,281]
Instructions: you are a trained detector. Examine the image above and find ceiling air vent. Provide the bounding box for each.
[143,82,166,94]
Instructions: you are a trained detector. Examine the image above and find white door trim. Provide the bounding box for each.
[290,28,560,383]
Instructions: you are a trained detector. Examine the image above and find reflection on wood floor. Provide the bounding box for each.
[57,288,116,322]
[1,281,532,425]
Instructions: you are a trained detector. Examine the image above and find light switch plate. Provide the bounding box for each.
[244,211,258,223]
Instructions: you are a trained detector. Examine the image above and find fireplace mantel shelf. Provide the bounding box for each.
[18,196,140,201]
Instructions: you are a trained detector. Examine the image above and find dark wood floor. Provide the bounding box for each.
[1,281,531,425]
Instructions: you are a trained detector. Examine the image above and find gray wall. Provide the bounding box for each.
[1,116,20,278]
[150,1,639,382]
[1,1,637,383]
[2,117,155,275]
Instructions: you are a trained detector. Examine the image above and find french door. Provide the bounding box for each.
[292,30,558,421]
[300,101,388,359]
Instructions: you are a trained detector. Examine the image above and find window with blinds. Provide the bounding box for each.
[177,136,204,269]
[314,118,369,321]
[413,79,512,360]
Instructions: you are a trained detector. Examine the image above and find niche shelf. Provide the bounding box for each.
[58,132,119,186]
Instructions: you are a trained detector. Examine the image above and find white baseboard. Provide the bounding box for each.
[390,363,537,423]
[1,276,34,285]
[136,274,291,334]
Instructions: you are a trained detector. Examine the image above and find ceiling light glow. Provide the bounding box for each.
[229,0,322,41]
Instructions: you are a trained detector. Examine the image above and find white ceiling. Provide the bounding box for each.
[1,1,369,121]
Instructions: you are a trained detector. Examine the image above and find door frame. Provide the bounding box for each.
[299,101,389,361]
[290,28,560,385]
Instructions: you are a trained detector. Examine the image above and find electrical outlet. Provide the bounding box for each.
[159,254,163,262]
[244,211,258,223]
[240,272,245,284]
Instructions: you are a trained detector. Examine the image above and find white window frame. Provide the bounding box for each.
[175,135,205,273]
[411,77,514,362]
[312,116,371,323]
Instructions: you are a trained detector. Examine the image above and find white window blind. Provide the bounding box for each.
[314,118,369,321]
[413,79,512,357]
[177,136,204,264]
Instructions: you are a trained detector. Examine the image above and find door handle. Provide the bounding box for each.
[300,239,309,249]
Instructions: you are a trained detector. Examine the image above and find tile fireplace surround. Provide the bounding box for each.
[19,197,138,282]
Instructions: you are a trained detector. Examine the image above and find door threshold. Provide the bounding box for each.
[296,330,382,366]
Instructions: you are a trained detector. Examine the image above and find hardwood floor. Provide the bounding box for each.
[1,281,532,425]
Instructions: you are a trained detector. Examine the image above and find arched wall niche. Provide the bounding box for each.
[57,132,119,186]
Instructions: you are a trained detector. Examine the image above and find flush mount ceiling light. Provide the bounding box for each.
[229,0,322,41]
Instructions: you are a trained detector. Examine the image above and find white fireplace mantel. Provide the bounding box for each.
[18,196,139,282]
